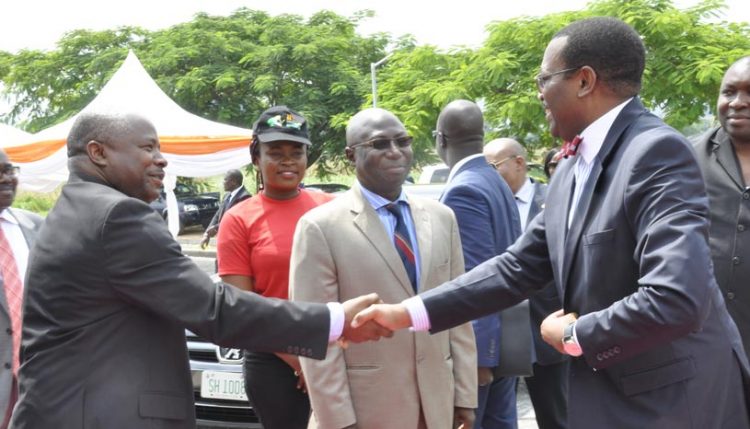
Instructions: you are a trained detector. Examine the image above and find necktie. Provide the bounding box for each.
[560,135,583,158]
[0,227,23,375]
[386,203,417,292]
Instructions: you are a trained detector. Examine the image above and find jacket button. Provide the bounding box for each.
[744,192,750,200]
[3,363,9,369]
[733,256,741,265]
[596,353,603,361]
[739,225,746,232]
[5,328,11,335]
[613,346,621,354]
[728,292,736,300]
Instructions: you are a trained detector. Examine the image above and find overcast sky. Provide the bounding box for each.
[1,0,748,53]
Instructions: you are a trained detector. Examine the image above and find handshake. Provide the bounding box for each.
[338,293,415,344]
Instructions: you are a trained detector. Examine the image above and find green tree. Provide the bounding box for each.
[0,9,391,174]
[377,0,750,160]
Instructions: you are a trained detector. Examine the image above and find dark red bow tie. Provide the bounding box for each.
[560,135,583,159]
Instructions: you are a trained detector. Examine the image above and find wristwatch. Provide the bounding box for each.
[562,321,583,356]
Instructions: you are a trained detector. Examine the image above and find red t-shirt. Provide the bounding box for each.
[216,189,334,299]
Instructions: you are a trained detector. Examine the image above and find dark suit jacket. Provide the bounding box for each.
[693,127,750,358]
[440,156,532,374]
[525,181,567,366]
[0,208,42,417]
[13,173,329,429]
[420,99,750,428]
[207,186,251,231]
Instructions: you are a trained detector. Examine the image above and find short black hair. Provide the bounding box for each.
[67,112,131,157]
[226,169,243,185]
[543,148,560,179]
[554,17,645,97]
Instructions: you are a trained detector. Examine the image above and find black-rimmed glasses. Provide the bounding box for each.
[535,66,581,90]
[351,136,413,151]
[0,164,20,178]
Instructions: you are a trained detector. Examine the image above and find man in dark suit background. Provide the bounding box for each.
[0,149,42,429]
[12,112,387,429]
[435,100,529,429]
[484,137,568,429]
[200,169,250,249]
[694,56,750,358]
[355,17,750,428]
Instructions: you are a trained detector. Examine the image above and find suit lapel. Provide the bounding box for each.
[11,208,39,249]
[408,196,431,292]
[713,128,745,191]
[349,186,415,296]
[561,98,643,293]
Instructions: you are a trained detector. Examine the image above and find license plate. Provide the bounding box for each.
[200,371,248,401]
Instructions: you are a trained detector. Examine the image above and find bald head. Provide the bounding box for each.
[435,100,484,168]
[346,108,405,146]
[484,138,527,194]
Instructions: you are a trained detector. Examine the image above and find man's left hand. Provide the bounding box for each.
[453,407,475,429]
[540,309,578,354]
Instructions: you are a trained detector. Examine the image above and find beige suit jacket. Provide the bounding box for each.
[290,184,477,429]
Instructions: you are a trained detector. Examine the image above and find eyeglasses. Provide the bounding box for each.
[0,164,20,177]
[350,136,413,151]
[431,130,442,139]
[535,66,581,90]
[488,156,517,169]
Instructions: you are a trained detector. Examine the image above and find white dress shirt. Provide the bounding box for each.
[515,178,534,230]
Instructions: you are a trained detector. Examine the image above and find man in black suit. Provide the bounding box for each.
[0,149,42,429]
[693,56,750,358]
[355,17,750,428]
[200,169,250,249]
[12,112,388,429]
[485,137,568,429]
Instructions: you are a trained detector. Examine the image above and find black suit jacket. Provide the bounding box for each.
[693,127,750,358]
[207,186,251,231]
[13,173,329,429]
[420,99,750,428]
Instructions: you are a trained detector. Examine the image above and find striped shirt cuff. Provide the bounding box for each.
[403,296,431,332]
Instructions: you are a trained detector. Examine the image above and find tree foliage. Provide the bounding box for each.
[1,1,749,169]
[377,0,750,159]
[0,9,390,174]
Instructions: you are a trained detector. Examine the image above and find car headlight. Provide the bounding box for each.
[183,204,199,212]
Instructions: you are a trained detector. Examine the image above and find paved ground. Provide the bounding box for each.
[179,230,540,429]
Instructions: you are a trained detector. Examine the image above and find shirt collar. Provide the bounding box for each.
[515,177,534,204]
[578,97,633,164]
[0,208,18,225]
[447,153,486,183]
[358,181,409,211]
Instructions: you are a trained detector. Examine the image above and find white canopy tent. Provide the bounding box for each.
[0,123,31,148]
[6,51,253,235]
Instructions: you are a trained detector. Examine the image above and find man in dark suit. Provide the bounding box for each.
[200,169,250,249]
[12,112,388,429]
[355,17,750,428]
[484,138,568,429]
[694,56,750,358]
[435,100,528,429]
[0,149,42,429]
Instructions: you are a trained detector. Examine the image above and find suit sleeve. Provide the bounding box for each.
[441,185,502,367]
[444,212,479,409]
[101,199,330,359]
[421,208,554,333]
[290,216,357,428]
[575,132,713,369]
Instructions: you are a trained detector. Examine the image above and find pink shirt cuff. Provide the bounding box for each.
[403,296,431,332]
[327,302,345,343]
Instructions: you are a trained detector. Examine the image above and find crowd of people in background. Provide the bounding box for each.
[0,15,748,429]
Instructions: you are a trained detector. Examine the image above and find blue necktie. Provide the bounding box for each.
[386,202,417,292]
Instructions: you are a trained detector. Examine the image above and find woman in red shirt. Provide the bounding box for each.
[216,106,334,429]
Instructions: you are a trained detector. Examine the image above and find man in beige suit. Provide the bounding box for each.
[290,108,477,429]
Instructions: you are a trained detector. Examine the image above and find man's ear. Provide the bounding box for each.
[578,66,597,97]
[345,146,355,163]
[86,140,107,167]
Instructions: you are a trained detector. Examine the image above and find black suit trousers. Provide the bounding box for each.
[243,351,311,429]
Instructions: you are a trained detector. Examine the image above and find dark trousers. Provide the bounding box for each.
[474,376,518,429]
[243,351,310,429]
[524,360,569,429]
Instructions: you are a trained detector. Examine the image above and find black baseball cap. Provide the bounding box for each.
[252,106,311,146]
